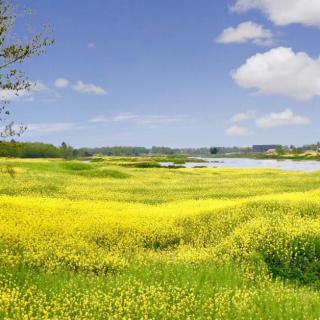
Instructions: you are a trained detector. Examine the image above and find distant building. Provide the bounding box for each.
[266,149,277,154]
[252,145,281,153]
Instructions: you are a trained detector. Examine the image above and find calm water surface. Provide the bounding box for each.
[161,158,320,172]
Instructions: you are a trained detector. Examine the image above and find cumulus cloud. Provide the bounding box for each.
[217,21,273,45]
[255,109,309,128]
[232,47,320,101]
[230,111,256,123]
[73,81,107,96]
[225,125,252,136]
[54,78,69,88]
[231,0,320,27]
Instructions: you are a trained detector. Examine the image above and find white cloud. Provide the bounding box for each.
[90,113,137,123]
[73,81,107,96]
[54,78,69,88]
[217,21,273,45]
[27,122,75,134]
[256,109,309,128]
[232,47,320,101]
[113,113,138,122]
[26,96,35,102]
[136,115,185,125]
[230,111,256,123]
[225,125,252,136]
[30,81,49,92]
[228,108,309,131]
[231,0,320,27]
[90,113,187,126]
[89,115,109,123]
[0,80,48,102]
[0,89,29,101]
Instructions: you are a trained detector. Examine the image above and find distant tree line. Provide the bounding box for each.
[77,146,150,157]
[289,142,320,153]
[0,141,75,159]
[79,146,253,157]
[1,141,319,159]
[208,146,253,155]
[0,141,256,159]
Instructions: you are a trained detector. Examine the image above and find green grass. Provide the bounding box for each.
[60,161,94,171]
[2,262,320,319]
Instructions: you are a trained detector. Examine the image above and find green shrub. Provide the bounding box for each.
[123,162,161,168]
[60,162,93,171]
[79,169,131,179]
[91,157,105,163]
[263,237,320,287]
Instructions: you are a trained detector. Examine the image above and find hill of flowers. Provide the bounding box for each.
[1,158,320,319]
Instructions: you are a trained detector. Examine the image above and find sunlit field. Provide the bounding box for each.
[2,157,320,319]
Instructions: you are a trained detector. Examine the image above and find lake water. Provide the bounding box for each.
[160,158,320,172]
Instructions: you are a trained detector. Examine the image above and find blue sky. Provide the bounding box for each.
[7,0,320,147]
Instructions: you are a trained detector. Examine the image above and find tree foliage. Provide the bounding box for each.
[209,147,218,155]
[0,0,54,137]
[0,140,72,158]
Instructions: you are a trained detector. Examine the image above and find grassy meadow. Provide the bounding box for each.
[1,157,320,319]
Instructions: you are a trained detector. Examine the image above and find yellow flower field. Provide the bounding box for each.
[1,158,320,319]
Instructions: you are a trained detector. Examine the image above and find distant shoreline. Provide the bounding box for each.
[205,153,320,162]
